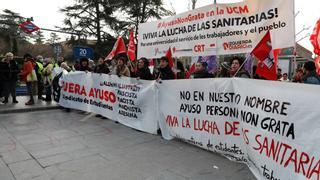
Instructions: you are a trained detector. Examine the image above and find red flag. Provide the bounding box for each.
[127,30,136,61]
[106,36,127,60]
[310,19,320,55]
[149,59,154,66]
[165,48,174,68]
[251,31,280,80]
[315,56,320,75]
[187,57,199,78]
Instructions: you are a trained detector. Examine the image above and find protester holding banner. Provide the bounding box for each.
[127,61,137,77]
[136,58,153,80]
[74,60,81,71]
[155,56,175,80]
[292,68,304,83]
[176,61,186,79]
[52,62,71,104]
[215,62,230,78]
[280,73,290,82]
[56,57,64,68]
[277,68,283,80]
[94,57,110,74]
[78,57,92,72]
[89,59,96,70]
[116,56,130,77]
[302,61,320,85]
[107,59,118,75]
[229,57,250,78]
[192,62,212,79]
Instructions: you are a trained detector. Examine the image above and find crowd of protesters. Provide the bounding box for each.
[0,52,319,106]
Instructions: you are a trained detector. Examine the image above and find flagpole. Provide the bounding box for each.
[214,0,219,73]
[293,0,297,78]
[233,58,249,77]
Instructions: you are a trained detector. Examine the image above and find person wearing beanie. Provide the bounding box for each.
[0,52,19,104]
[302,61,320,85]
[155,56,175,80]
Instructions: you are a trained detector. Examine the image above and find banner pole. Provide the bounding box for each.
[233,58,249,77]
[293,0,297,78]
[214,0,218,70]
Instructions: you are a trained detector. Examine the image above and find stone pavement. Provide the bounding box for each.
[0,110,256,180]
[0,96,60,114]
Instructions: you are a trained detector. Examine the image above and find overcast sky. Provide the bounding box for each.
[1,0,318,52]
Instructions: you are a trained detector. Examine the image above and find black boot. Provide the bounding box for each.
[2,97,8,104]
[12,98,19,103]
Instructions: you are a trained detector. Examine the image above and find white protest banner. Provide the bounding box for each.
[59,72,159,134]
[138,0,294,58]
[158,78,320,180]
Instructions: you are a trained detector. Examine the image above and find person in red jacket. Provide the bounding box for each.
[21,54,36,105]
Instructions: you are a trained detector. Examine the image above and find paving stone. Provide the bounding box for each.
[8,159,45,180]
[37,153,72,167]
[0,110,256,180]
[0,159,15,180]
[145,169,189,180]
[1,149,32,164]
[30,142,87,159]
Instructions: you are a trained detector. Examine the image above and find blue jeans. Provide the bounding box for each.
[26,82,34,102]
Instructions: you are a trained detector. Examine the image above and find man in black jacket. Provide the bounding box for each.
[1,52,19,104]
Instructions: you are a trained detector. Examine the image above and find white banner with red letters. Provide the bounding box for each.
[158,78,320,180]
[59,72,159,134]
[138,0,294,58]
[58,71,320,180]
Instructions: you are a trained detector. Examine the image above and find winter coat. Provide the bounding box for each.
[234,70,251,78]
[116,65,130,77]
[176,70,186,79]
[21,60,35,82]
[42,63,54,85]
[0,60,19,82]
[94,64,110,74]
[156,66,175,80]
[0,61,5,81]
[79,58,92,72]
[136,67,154,80]
[193,70,213,79]
[302,71,320,85]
